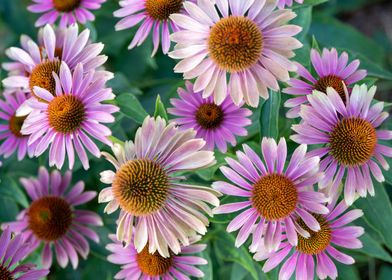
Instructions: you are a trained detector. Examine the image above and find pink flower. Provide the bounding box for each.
[278,0,304,9]
[107,235,207,279]
[168,81,252,153]
[291,85,392,205]
[28,0,106,27]
[0,91,36,161]
[169,0,302,107]
[99,116,220,257]
[21,62,118,170]
[2,24,108,99]
[0,227,49,280]
[213,137,329,252]
[114,0,195,56]
[2,167,103,270]
[255,200,364,280]
[284,48,367,118]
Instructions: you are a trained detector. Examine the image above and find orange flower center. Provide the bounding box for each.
[145,0,184,21]
[29,60,61,99]
[112,159,169,216]
[329,117,377,166]
[297,215,332,255]
[196,103,224,129]
[251,174,298,221]
[48,95,86,134]
[9,114,27,138]
[314,75,346,102]
[53,0,81,12]
[136,245,173,276]
[28,196,73,241]
[0,264,13,280]
[208,16,263,73]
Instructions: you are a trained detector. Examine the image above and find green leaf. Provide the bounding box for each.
[354,182,392,251]
[108,136,124,146]
[292,6,312,41]
[311,35,321,52]
[154,95,168,121]
[379,265,392,280]
[310,14,387,66]
[116,93,148,124]
[335,262,361,280]
[259,91,281,140]
[358,233,392,263]
[0,176,28,208]
[198,248,213,280]
[213,230,260,280]
[108,73,142,96]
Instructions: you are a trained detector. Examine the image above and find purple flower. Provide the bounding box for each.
[107,235,207,279]
[284,48,367,118]
[99,116,220,257]
[278,0,304,9]
[28,0,106,27]
[213,137,329,252]
[0,91,37,161]
[2,167,103,270]
[255,200,364,280]
[168,81,252,153]
[291,85,392,205]
[20,62,118,170]
[0,227,49,280]
[2,24,108,99]
[114,0,195,56]
[169,0,302,107]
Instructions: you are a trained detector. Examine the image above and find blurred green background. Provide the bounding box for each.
[0,0,392,279]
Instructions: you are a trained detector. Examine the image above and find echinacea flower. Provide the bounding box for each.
[169,0,302,107]
[291,85,392,205]
[284,48,367,118]
[2,24,108,99]
[114,0,195,56]
[213,137,329,252]
[2,167,102,269]
[255,199,364,280]
[168,81,251,153]
[99,116,220,257]
[28,0,106,27]
[278,0,303,9]
[21,62,118,170]
[107,234,207,279]
[0,227,49,280]
[0,91,37,160]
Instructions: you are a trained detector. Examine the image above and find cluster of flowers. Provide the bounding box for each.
[0,0,391,279]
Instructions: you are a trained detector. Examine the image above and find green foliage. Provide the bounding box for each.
[259,91,281,140]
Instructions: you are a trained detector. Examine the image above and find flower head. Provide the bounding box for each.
[0,227,49,280]
[2,167,102,269]
[0,91,37,160]
[291,85,392,205]
[99,116,220,257]
[255,200,364,280]
[107,235,207,279]
[28,0,105,27]
[278,0,304,9]
[284,48,367,118]
[114,0,195,56]
[169,0,302,107]
[213,137,328,252]
[168,81,251,153]
[2,24,108,98]
[21,62,118,170]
